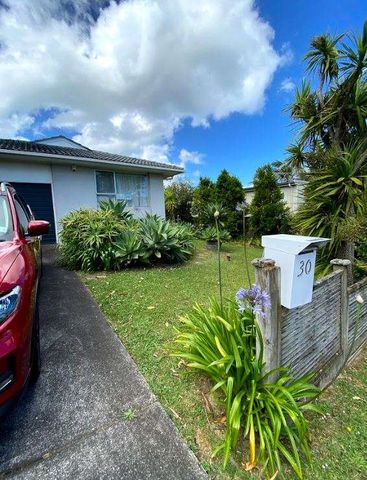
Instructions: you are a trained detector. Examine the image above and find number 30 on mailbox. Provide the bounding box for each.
[262,234,329,309]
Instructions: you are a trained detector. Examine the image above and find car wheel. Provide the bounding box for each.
[30,305,41,383]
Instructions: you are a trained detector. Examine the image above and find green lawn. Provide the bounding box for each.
[82,241,367,479]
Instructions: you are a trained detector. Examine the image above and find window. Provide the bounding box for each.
[96,171,149,208]
[14,196,30,236]
[0,197,13,241]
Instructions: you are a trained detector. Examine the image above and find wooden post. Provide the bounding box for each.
[252,258,281,382]
[330,259,351,364]
[318,259,351,388]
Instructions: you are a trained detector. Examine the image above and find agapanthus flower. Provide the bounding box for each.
[235,284,271,318]
[235,287,247,302]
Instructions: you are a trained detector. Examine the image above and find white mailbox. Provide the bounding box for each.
[262,234,329,309]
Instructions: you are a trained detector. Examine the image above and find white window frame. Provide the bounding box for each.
[95,170,150,208]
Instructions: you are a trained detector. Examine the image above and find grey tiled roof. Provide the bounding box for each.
[0,138,183,173]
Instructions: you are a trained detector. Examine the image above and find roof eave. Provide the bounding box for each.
[0,149,184,178]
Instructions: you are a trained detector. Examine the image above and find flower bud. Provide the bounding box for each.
[356,294,364,304]
[214,210,220,218]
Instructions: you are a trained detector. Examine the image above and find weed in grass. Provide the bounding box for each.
[122,408,136,421]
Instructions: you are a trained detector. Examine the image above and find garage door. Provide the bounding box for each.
[11,183,56,244]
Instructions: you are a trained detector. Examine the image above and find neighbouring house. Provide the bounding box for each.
[0,136,183,243]
[244,177,306,212]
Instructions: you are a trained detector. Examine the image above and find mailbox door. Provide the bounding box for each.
[289,250,316,308]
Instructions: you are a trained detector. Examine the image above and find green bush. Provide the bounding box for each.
[164,181,194,222]
[59,209,195,271]
[114,231,149,266]
[174,293,319,478]
[99,198,133,221]
[190,172,245,237]
[215,169,244,236]
[139,214,194,263]
[355,237,367,279]
[59,208,126,271]
[200,226,231,243]
[249,164,291,237]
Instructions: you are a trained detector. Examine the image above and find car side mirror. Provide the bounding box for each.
[28,220,50,237]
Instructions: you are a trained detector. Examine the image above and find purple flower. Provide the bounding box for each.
[252,304,263,317]
[235,284,271,318]
[235,288,247,301]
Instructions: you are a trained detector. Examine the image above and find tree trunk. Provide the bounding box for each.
[336,240,354,285]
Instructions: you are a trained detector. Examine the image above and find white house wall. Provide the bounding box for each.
[149,174,165,218]
[244,184,305,213]
[281,184,305,212]
[0,162,52,183]
[51,164,97,236]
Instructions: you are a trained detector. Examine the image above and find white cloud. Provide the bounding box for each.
[280,77,296,93]
[0,113,34,138]
[279,42,294,65]
[0,0,285,163]
[178,149,204,168]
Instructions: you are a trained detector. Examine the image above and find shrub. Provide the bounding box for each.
[191,177,217,225]
[215,169,244,236]
[201,226,231,243]
[191,172,245,237]
[174,291,319,478]
[59,208,126,271]
[355,237,367,279]
[139,214,194,263]
[59,210,195,271]
[114,231,149,266]
[99,198,133,221]
[249,164,291,237]
[202,202,226,228]
[164,181,194,222]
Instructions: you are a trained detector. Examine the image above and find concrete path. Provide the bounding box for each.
[0,248,207,480]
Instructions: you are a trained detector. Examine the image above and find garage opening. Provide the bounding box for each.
[11,183,56,244]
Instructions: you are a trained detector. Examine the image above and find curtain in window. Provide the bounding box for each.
[115,174,149,207]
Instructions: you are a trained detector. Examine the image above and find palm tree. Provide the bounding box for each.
[288,21,367,279]
[296,142,367,280]
[305,34,342,95]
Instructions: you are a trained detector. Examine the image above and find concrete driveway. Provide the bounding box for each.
[0,248,207,480]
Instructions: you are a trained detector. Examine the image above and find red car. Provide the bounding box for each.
[0,182,49,416]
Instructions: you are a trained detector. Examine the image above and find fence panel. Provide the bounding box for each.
[254,257,367,387]
[348,277,367,354]
[280,271,343,380]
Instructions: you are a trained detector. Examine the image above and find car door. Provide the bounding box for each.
[13,194,40,308]
[13,194,41,270]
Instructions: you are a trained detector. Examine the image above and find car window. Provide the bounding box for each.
[0,197,13,241]
[14,196,30,236]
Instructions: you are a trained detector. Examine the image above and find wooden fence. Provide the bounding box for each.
[252,258,367,388]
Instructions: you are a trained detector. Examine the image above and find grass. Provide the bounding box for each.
[82,240,367,479]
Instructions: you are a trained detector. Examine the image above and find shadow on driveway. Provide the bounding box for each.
[0,247,207,480]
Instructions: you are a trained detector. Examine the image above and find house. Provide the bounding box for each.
[244,178,306,212]
[0,136,183,243]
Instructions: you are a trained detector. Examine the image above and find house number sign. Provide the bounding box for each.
[297,258,312,277]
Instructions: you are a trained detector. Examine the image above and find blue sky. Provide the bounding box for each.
[0,0,366,185]
[174,0,367,185]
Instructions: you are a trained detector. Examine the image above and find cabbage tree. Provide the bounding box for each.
[285,22,367,279]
